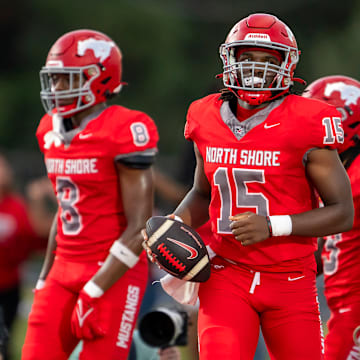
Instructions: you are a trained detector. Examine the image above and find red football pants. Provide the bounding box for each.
[325,304,360,359]
[198,257,324,360]
[21,253,148,360]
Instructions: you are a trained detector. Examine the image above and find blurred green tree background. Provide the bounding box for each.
[1,0,359,176]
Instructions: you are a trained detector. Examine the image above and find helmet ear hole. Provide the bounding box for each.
[344,105,354,116]
[97,62,106,71]
[104,89,117,100]
[101,77,111,85]
[349,121,360,129]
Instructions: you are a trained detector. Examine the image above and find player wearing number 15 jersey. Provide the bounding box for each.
[164,13,353,360]
[304,75,360,360]
[22,30,158,360]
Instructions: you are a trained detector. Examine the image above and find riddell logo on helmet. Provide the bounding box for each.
[46,60,64,67]
[77,38,115,62]
[244,33,271,42]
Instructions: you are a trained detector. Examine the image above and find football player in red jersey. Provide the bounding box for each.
[0,154,46,360]
[21,29,159,360]
[143,13,354,360]
[303,75,360,360]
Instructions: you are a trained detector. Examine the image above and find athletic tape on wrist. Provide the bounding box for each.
[83,280,104,298]
[269,215,292,237]
[110,241,139,268]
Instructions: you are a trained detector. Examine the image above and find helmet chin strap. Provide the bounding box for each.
[54,92,95,117]
[221,69,300,106]
[236,76,271,106]
[293,77,306,86]
[55,101,78,117]
[230,87,290,106]
[231,72,288,106]
[238,90,272,106]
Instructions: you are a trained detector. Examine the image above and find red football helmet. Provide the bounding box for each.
[219,13,301,105]
[40,29,123,117]
[303,75,360,153]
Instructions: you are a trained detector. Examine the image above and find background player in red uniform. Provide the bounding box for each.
[21,29,159,360]
[0,153,46,360]
[144,13,354,360]
[303,75,360,360]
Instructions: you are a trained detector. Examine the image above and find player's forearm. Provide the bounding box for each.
[90,228,145,292]
[174,186,210,229]
[88,165,153,293]
[290,204,353,237]
[154,169,189,204]
[90,257,128,292]
[39,213,57,280]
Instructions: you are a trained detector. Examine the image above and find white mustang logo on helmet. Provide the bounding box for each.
[285,25,295,43]
[325,82,360,106]
[77,38,115,62]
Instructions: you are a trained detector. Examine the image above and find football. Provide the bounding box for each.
[145,216,211,282]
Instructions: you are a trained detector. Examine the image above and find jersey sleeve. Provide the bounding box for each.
[184,98,206,141]
[308,103,344,151]
[185,94,224,142]
[184,105,195,141]
[109,108,159,160]
[35,114,52,154]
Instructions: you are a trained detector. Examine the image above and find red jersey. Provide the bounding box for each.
[0,194,38,289]
[185,94,343,267]
[36,105,159,262]
[322,154,360,309]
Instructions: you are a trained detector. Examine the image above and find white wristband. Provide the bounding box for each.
[83,280,104,298]
[110,241,139,268]
[269,215,292,237]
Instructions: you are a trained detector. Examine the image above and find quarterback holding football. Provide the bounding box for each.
[143,13,354,360]
[145,215,210,282]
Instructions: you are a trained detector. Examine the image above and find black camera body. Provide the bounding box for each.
[138,307,188,348]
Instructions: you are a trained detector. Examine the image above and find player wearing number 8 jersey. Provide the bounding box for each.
[22,29,158,360]
[169,13,354,360]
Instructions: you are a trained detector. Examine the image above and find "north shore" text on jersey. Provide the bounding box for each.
[206,147,280,166]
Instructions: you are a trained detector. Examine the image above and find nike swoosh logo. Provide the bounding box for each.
[264,123,280,129]
[76,299,94,327]
[166,237,198,259]
[288,275,305,281]
[79,133,92,139]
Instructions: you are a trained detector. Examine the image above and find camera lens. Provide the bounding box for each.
[139,311,175,347]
